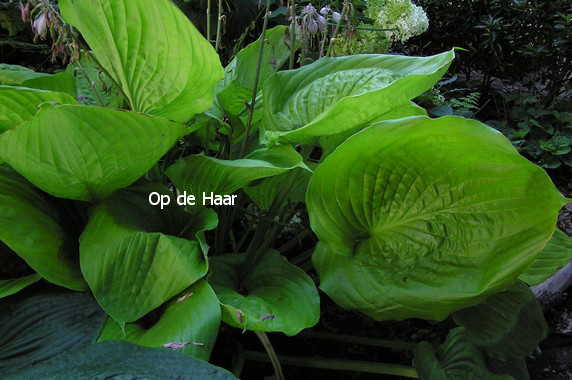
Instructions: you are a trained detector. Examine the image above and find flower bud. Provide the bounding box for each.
[33,13,48,39]
[332,11,341,22]
[317,15,326,31]
[320,6,329,15]
[308,17,318,34]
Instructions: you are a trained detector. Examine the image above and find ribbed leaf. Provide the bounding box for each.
[262,50,454,145]
[519,229,572,285]
[309,116,567,321]
[80,184,217,327]
[486,357,529,380]
[413,328,511,380]
[59,0,223,122]
[0,104,187,202]
[99,280,220,361]
[209,250,320,336]
[0,273,41,298]
[66,52,124,107]
[244,167,312,211]
[0,164,85,290]
[318,101,428,158]
[7,341,237,380]
[217,26,292,115]
[452,281,548,360]
[0,85,76,133]
[0,292,106,376]
[0,64,76,96]
[167,145,308,198]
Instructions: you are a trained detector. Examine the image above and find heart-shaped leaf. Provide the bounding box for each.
[0,64,76,96]
[309,116,567,321]
[519,229,572,286]
[59,0,223,122]
[0,164,85,290]
[217,26,292,115]
[0,104,188,202]
[0,85,76,133]
[7,341,236,380]
[318,101,428,158]
[80,184,217,327]
[209,250,320,336]
[0,273,41,299]
[0,292,106,376]
[99,280,220,361]
[413,327,511,380]
[167,145,308,198]
[262,50,454,145]
[452,280,548,360]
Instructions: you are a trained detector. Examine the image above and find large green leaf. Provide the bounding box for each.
[309,116,567,321]
[217,26,292,115]
[7,341,236,380]
[413,328,511,380]
[167,145,308,198]
[452,280,547,360]
[209,250,320,336]
[99,280,221,361]
[318,101,428,158]
[80,184,217,327]
[0,292,106,376]
[59,0,223,122]
[0,164,86,290]
[262,50,454,145]
[0,273,41,298]
[244,167,312,211]
[0,85,76,133]
[66,52,124,108]
[486,357,529,380]
[519,229,572,285]
[0,104,187,202]
[0,64,77,96]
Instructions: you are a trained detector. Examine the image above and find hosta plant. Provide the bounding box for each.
[0,0,571,378]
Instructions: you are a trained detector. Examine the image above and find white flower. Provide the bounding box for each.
[33,13,48,39]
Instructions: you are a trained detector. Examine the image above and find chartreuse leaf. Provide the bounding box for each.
[80,184,216,327]
[167,145,308,198]
[262,50,454,145]
[0,104,187,202]
[319,101,428,158]
[452,280,547,360]
[99,280,220,361]
[0,164,86,290]
[413,328,511,380]
[0,85,76,133]
[0,273,41,298]
[519,229,572,285]
[244,167,312,211]
[309,116,567,321]
[66,51,124,108]
[209,250,320,336]
[0,292,106,376]
[217,26,292,115]
[0,64,76,96]
[7,341,237,380]
[59,0,223,122]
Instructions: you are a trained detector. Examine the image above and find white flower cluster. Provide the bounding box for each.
[369,0,429,43]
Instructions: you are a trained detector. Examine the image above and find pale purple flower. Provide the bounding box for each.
[317,14,326,31]
[33,13,48,39]
[332,11,341,22]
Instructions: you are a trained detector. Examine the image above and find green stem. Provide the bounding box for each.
[215,0,223,51]
[277,229,311,254]
[326,2,348,57]
[206,0,211,43]
[290,246,313,265]
[238,0,271,158]
[243,351,418,378]
[299,331,418,351]
[288,0,296,69]
[254,332,285,380]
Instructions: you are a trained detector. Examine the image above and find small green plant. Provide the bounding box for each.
[0,0,570,378]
